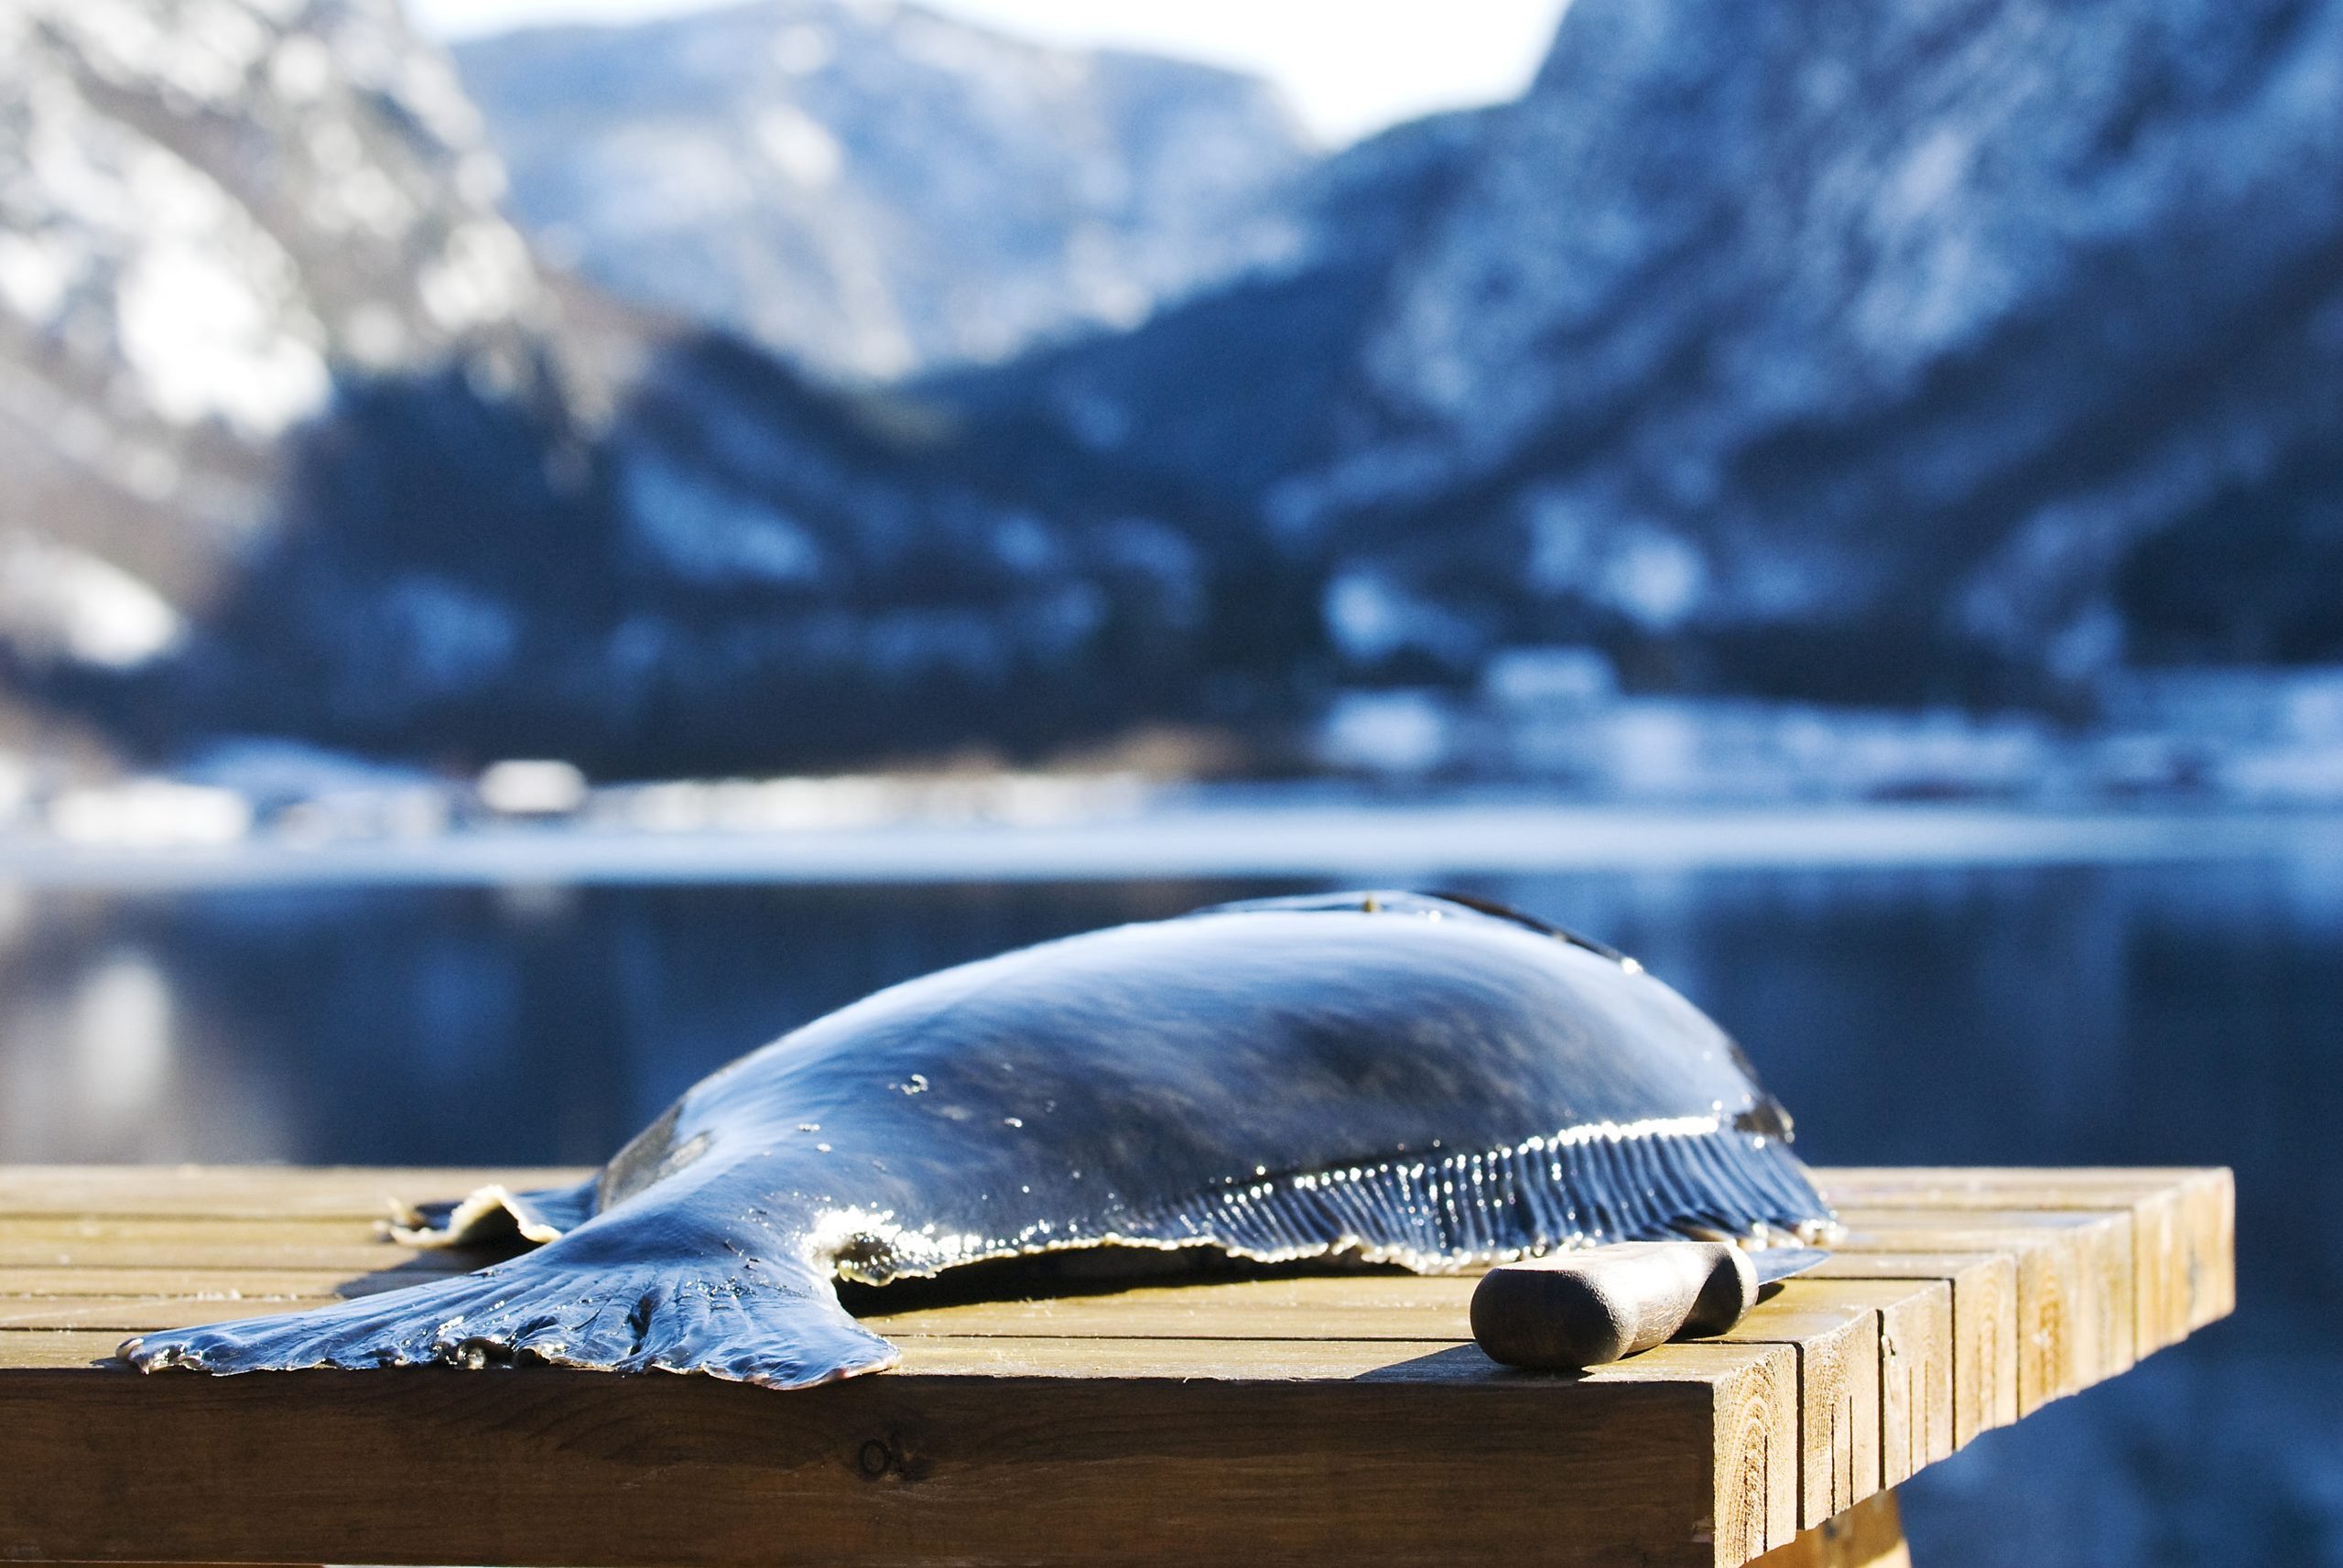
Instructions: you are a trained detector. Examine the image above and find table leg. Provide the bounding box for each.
[1751,1489,1908,1568]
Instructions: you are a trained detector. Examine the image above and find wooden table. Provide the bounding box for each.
[0,1165,2232,1568]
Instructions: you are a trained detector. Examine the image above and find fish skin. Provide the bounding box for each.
[121,892,1830,1390]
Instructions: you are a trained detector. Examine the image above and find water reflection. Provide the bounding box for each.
[7,867,2318,1269]
[0,859,2334,1561]
[69,954,173,1123]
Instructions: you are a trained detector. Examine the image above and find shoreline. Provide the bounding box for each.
[1,800,2337,889]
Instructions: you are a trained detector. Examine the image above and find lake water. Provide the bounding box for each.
[2,827,2337,1564]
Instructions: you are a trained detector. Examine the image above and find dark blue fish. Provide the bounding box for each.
[122,892,1828,1388]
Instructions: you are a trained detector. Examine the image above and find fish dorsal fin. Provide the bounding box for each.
[1194,888,1627,962]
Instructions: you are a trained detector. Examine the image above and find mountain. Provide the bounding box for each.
[157,281,1318,776]
[941,0,2343,708]
[14,0,2343,781]
[0,0,548,678]
[1336,0,2343,700]
[0,0,1322,777]
[925,106,1492,508]
[450,0,1317,383]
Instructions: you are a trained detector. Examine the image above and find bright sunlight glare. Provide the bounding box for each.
[404,0,1570,146]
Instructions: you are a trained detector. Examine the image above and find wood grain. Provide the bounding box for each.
[1772,1281,1952,1488]
[0,1213,501,1272]
[1750,1490,1909,1568]
[867,1275,1484,1340]
[0,1343,1800,1568]
[1828,1206,2132,1412]
[1815,1167,2233,1349]
[1708,1289,1879,1526]
[3,1296,331,1331]
[0,1265,469,1300]
[0,1166,587,1219]
[1804,1250,2016,1444]
[0,1165,2232,1568]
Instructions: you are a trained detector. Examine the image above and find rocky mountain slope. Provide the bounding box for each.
[0,0,1319,776]
[947,0,2343,708]
[927,105,1491,508]
[161,276,1314,774]
[451,0,1315,382]
[0,0,549,676]
[1350,0,2343,700]
[10,0,2342,777]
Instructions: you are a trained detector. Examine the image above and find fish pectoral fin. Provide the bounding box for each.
[389,1177,599,1248]
[124,1212,899,1391]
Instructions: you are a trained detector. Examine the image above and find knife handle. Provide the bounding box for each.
[1470,1242,1759,1370]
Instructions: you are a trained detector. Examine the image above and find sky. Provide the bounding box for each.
[405,0,1572,146]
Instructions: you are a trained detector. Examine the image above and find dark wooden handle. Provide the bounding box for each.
[1470,1242,1759,1370]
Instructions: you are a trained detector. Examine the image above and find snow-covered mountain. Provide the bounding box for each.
[927,104,1491,507]
[1337,0,2343,697]
[451,0,1316,383]
[0,0,1314,775]
[166,276,1311,775]
[11,0,2343,776]
[949,0,2343,708]
[0,0,547,677]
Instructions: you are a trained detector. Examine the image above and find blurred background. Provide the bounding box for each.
[3,0,2340,1561]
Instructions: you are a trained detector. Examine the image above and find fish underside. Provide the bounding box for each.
[122,892,1832,1390]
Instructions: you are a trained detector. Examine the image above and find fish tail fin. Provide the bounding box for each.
[120,1216,897,1390]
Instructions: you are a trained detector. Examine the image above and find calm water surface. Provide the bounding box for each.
[1,852,2337,1564]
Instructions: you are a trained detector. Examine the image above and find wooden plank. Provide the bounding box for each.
[1685,1341,1804,1562]
[0,1160,2227,1348]
[0,1331,123,1368]
[1828,1212,2108,1414]
[2,1323,1794,1385]
[0,1166,589,1220]
[0,1271,1931,1545]
[1750,1490,1908,1568]
[1707,1289,1879,1528]
[2191,1168,2237,1328]
[2,1296,333,1331]
[1772,1281,1951,1487]
[1828,1207,2131,1412]
[0,1227,497,1272]
[1865,1283,1950,1491]
[0,1171,2223,1361]
[865,1275,1479,1340]
[0,1340,1801,1568]
[0,1217,412,1245]
[0,1266,468,1300]
[0,1166,2231,1568]
[0,1274,1924,1361]
[0,1240,494,1271]
[0,1270,1894,1547]
[1815,1167,2233,1349]
[1804,1252,2015,1445]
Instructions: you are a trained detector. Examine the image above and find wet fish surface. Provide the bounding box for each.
[121,892,1830,1388]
